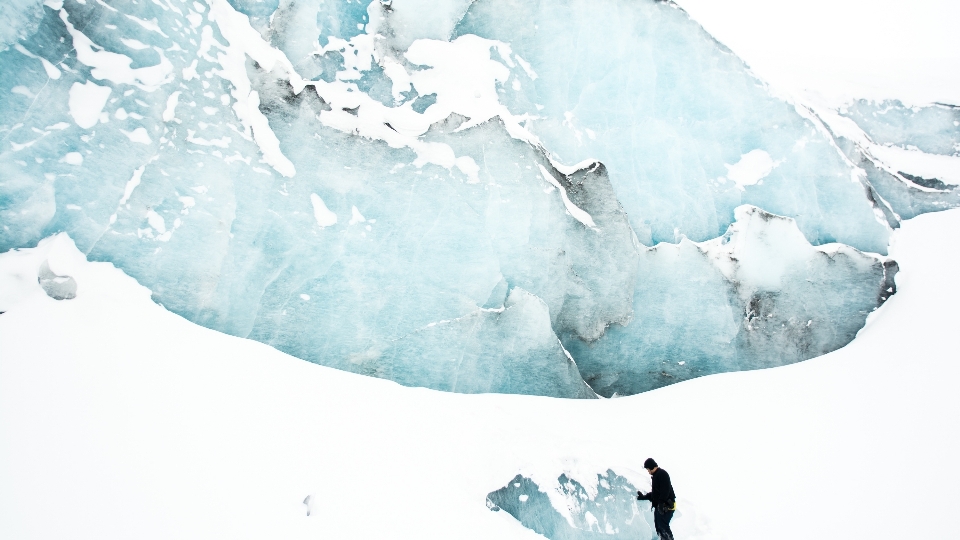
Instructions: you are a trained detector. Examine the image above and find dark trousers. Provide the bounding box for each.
[654,507,674,540]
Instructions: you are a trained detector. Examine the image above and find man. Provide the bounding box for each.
[637,458,676,540]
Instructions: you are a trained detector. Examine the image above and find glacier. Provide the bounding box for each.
[1,0,958,398]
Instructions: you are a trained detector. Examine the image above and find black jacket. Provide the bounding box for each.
[638,468,676,509]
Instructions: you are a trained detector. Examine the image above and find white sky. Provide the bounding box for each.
[675,0,960,105]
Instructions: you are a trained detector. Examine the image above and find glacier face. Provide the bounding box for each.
[0,0,955,398]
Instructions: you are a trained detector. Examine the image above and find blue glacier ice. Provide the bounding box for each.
[839,100,960,157]
[815,100,960,222]
[0,0,953,397]
[829,133,960,222]
[0,0,44,52]
[452,0,892,253]
[487,471,655,539]
[564,205,897,396]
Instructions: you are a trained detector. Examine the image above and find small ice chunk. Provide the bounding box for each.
[38,260,77,300]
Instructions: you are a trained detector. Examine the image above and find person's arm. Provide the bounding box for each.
[638,472,661,501]
[645,472,665,504]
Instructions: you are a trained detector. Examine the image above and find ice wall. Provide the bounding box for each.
[0,0,951,397]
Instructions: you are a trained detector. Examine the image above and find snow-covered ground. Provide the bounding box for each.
[3,2,960,539]
[2,213,959,540]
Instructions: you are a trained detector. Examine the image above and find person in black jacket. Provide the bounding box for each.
[637,458,676,540]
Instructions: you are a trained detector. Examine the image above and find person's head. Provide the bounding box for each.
[644,458,658,474]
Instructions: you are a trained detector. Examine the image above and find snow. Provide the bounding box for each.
[310,193,337,227]
[866,144,960,186]
[120,127,153,144]
[723,149,778,191]
[162,91,181,122]
[536,163,597,229]
[63,152,83,165]
[1,210,958,540]
[60,8,174,91]
[68,81,112,129]
[349,206,365,225]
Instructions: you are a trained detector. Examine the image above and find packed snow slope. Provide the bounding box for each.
[2,208,959,539]
[3,0,957,397]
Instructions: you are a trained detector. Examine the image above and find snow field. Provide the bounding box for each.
[1,210,959,539]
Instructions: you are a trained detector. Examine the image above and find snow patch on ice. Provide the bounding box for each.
[120,127,152,145]
[349,206,366,225]
[62,152,83,165]
[60,8,173,91]
[162,91,181,122]
[537,164,596,229]
[724,149,779,190]
[868,145,960,186]
[68,81,112,129]
[310,194,337,227]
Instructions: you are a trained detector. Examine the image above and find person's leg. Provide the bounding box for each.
[654,508,676,540]
[661,509,675,540]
